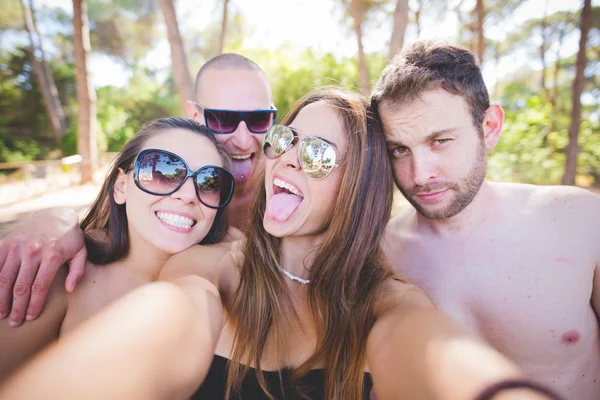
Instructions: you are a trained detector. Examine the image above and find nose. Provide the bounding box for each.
[411,150,436,186]
[170,177,198,204]
[230,121,253,151]
[279,141,301,171]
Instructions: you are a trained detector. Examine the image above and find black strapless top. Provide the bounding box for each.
[191,355,373,400]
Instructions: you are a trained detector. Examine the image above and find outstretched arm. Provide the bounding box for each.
[0,208,86,326]
[0,277,223,400]
[368,283,560,400]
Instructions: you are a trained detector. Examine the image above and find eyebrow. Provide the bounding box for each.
[289,126,339,150]
[424,128,458,142]
[386,128,458,147]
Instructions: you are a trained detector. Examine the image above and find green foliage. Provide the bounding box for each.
[0,46,72,162]
[0,0,23,31]
[239,47,386,121]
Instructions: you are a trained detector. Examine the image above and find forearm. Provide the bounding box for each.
[368,308,524,400]
[0,280,222,400]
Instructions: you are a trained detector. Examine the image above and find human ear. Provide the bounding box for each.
[113,168,128,205]
[482,104,504,150]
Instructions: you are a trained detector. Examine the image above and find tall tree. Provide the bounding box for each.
[218,0,230,54]
[73,0,97,183]
[157,0,193,114]
[21,0,67,143]
[349,0,370,96]
[388,0,409,59]
[475,0,485,64]
[562,0,592,185]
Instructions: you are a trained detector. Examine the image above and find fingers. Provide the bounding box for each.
[7,242,44,327]
[64,246,87,293]
[0,245,21,321]
[24,242,66,323]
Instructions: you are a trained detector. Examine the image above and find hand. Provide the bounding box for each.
[0,208,87,326]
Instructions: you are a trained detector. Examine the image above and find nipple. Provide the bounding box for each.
[561,330,580,345]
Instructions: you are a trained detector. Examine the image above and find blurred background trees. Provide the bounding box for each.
[0,0,598,187]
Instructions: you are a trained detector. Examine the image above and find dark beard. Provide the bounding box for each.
[395,143,487,220]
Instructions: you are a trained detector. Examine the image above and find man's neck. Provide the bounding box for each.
[415,181,496,237]
[229,177,262,232]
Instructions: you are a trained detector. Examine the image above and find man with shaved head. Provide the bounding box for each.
[187,54,275,232]
[0,54,276,326]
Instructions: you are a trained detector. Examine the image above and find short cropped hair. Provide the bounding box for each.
[194,53,267,98]
[372,40,490,130]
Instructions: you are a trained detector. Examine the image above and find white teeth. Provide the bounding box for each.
[273,178,303,197]
[232,154,252,160]
[156,212,195,229]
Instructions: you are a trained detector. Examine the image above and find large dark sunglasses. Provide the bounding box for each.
[133,149,234,209]
[194,102,277,134]
[262,125,339,180]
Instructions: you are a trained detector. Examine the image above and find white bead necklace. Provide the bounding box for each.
[278,267,310,285]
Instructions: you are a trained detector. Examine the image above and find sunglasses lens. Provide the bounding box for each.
[195,167,234,208]
[263,125,294,158]
[205,110,239,133]
[299,138,337,179]
[137,151,187,194]
[247,111,275,133]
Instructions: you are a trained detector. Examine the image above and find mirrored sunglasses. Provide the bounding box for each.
[262,125,339,180]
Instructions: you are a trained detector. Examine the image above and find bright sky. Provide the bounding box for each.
[33,0,585,90]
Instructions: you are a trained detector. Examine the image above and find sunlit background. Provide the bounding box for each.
[0,0,598,232]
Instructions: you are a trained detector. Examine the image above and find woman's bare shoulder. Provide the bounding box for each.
[375,278,435,318]
[159,242,236,283]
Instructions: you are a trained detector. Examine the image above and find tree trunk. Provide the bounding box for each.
[218,0,230,54]
[73,0,97,184]
[539,0,549,99]
[388,0,409,59]
[562,0,592,185]
[415,7,422,38]
[22,0,67,143]
[350,0,370,96]
[475,0,485,65]
[157,0,194,114]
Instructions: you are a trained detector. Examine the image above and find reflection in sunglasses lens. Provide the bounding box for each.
[196,167,222,208]
[139,152,186,194]
[247,112,274,133]
[300,139,336,179]
[207,111,239,133]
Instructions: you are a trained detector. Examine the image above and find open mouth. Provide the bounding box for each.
[155,211,197,230]
[273,177,303,197]
[231,153,253,161]
[267,177,304,222]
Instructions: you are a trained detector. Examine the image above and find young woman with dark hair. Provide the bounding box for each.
[0,92,560,400]
[0,117,235,380]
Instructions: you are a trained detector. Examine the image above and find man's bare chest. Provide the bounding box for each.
[396,236,597,364]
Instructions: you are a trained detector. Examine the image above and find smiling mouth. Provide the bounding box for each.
[231,153,253,161]
[273,178,303,197]
[155,211,197,230]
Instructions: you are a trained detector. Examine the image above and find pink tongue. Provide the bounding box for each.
[231,158,252,183]
[267,193,303,222]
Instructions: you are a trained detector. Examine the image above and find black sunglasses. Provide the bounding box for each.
[194,102,277,134]
[133,149,234,209]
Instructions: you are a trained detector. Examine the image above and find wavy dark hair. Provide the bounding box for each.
[80,117,231,265]
[226,87,396,400]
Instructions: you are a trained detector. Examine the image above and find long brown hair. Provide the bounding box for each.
[226,88,395,399]
[80,117,231,265]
